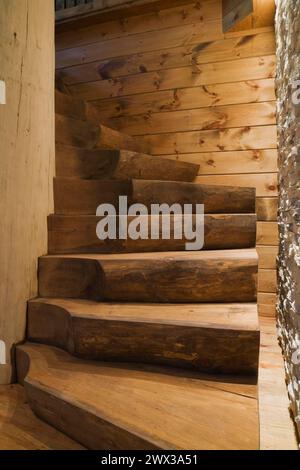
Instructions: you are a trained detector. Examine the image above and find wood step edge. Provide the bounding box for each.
[16,342,259,449]
[28,298,259,332]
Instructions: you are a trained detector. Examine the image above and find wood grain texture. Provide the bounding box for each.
[38,250,258,303]
[56,0,201,32]
[55,114,150,152]
[67,56,275,100]
[108,102,276,136]
[0,385,84,450]
[58,32,275,85]
[222,0,253,32]
[164,150,277,175]
[48,214,257,253]
[196,173,278,197]
[90,79,275,119]
[56,1,222,50]
[145,126,277,154]
[56,145,199,181]
[256,197,277,221]
[54,177,256,214]
[0,0,55,384]
[16,342,259,449]
[27,298,259,375]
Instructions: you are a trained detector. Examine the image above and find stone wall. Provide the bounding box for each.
[276,0,300,438]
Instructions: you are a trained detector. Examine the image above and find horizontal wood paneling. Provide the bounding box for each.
[257,245,278,270]
[56,0,278,318]
[256,197,277,221]
[58,30,275,85]
[145,126,277,154]
[90,79,275,119]
[258,269,277,293]
[161,149,277,175]
[57,20,224,69]
[67,55,275,100]
[257,221,278,245]
[109,102,276,135]
[195,173,278,197]
[56,1,222,50]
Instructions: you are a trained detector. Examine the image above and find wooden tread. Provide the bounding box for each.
[54,178,256,215]
[48,214,256,254]
[56,144,199,182]
[27,298,260,375]
[38,250,258,303]
[16,343,259,450]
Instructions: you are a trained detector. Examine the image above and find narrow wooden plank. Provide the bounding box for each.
[57,31,275,84]
[196,174,277,198]
[256,197,277,221]
[256,245,278,270]
[67,55,275,100]
[258,269,277,293]
[90,79,275,119]
[223,0,253,32]
[162,149,277,175]
[145,125,277,155]
[257,221,278,245]
[56,1,222,50]
[109,102,276,135]
[56,20,223,69]
[258,292,277,317]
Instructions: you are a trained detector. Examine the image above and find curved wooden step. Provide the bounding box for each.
[48,214,257,254]
[54,178,256,215]
[27,298,260,375]
[38,250,258,303]
[56,113,150,153]
[16,343,259,450]
[56,145,199,182]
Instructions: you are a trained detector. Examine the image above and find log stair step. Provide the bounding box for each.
[16,343,259,450]
[56,145,199,182]
[54,178,256,215]
[48,214,257,254]
[27,298,260,375]
[56,113,150,154]
[38,249,258,303]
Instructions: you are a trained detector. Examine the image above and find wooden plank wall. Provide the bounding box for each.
[0,0,55,384]
[56,0,278,317]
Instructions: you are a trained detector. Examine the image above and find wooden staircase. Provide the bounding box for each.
[16,90,260,450]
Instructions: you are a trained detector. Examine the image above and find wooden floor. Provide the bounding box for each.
[0,317,297,450]
[259,317,298,450]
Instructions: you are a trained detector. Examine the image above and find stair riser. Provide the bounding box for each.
[54,178,256,215]
[27,303,260,375]
[24,382,156,450]
[56,145,199,182]
[48,214,256,254]
[56,114,150,153]
[38,257,258,303]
